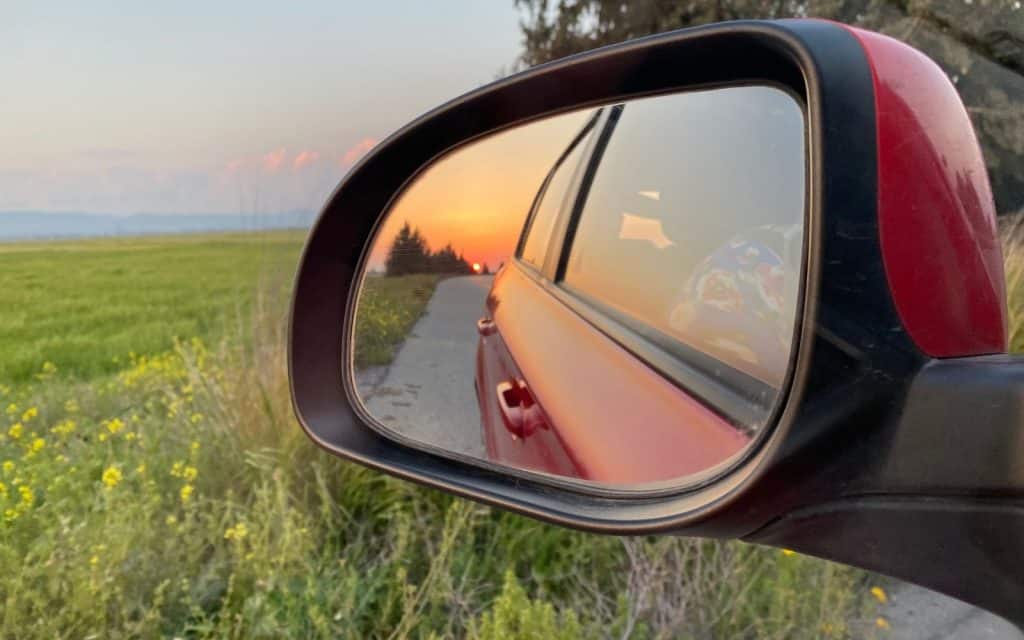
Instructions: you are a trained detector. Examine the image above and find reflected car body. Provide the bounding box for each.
[475,264,751,483]
[472,102,803,484]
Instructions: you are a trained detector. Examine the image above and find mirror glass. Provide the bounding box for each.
[352,85,806,489]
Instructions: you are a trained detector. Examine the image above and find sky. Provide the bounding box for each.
[367,110,591,271]
[0,1,524,215]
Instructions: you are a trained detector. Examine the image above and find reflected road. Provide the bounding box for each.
[357,275,493,459]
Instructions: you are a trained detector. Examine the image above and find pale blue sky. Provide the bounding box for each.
[0,1,523,214]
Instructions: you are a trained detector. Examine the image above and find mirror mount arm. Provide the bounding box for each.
[743,355,1024,628]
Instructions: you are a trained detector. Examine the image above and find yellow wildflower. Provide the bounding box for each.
[28,438,45,453]
[50,418,76,436]
[5,403,17,416]
[180,484,194,503]
[870,586,888,604]
[165,515,177,526]
[18,485,34,507]
[875,617,890,630]
[135,463,146,475]
[182,466,198,482]
[170,461,185,477]
[64,399,79,414]
[3,508,16,522]
[7,423,23,440]
[98,433,108,442]
[2,460,13,475]
[781,548,795,557]
[224,522,249,541]
[124,431,138,441]
[89,555,99,567]
[190,413,203,424]
[0,481,6,497]
[104,418,125,434]
[21,407,38,422]
[101,466,122,489]
[190,441,200,453]
[55,454,68,464]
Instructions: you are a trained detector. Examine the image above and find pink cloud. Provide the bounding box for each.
[341,138,377,166]
[292,150,320,171]
[225,159,245,172]
[262,148,287,172]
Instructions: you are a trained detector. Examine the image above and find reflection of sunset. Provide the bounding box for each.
[366,110,591,272]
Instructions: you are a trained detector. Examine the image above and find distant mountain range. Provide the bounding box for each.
[0,211,317,241]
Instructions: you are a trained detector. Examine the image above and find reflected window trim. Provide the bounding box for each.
[514,109,603,278]
[526,83,810,431]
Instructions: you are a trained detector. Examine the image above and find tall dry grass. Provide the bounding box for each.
[0,269,885,639]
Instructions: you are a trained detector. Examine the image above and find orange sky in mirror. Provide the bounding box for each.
[366,110,591,272]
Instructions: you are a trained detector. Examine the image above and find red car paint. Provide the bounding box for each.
[476,264,750,484]
[846,26,1008,357]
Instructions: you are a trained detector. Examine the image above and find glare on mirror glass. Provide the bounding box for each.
[353,85,806,488]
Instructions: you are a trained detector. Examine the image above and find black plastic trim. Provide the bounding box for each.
[288,19,1024,627]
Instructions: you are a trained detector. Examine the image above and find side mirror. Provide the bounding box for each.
[290,19,1021,625]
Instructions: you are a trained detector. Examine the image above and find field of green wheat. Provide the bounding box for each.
[0,231,899,638]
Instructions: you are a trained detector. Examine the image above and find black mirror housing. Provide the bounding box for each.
[289,19,1022,625]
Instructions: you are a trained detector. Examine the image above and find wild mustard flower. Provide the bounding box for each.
[104,418,125,434]
[21,407,38,422]
[102,466,123,489]
[3,508,16,522]
[7,423,23,440]
[781,548,796,557]
[180,484,194,503]
[190,441,200,453]
[5,403,17,417]
[135,463,146,475]
[28,438,45,453]
[18,485,34,508]
[870,586,888,604]
[50,418,76,436]
[182,466,198,482]
[0,481,6,497]
[224,522,248,541]
[170,461,185,477]
[190,413,203,424]
[98,433,108,442]
[55,454,68,464]
[165,515,177,526]
[875,617,890,630]
[89,555,99,567]
[2,460,13,475]
[124,431,138,441]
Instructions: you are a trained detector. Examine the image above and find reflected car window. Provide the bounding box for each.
[520,126,594,270]
[563,86,805,386]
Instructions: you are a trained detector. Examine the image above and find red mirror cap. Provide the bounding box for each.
[844,25,1008,358]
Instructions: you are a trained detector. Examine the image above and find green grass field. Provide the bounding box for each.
[0,231,890,638]
[0,232,306,385]
[354,274,441,370]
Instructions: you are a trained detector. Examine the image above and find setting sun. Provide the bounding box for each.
[472,262,482,273]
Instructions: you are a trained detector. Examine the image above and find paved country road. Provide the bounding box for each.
[356,275,493,459]
[876,584,1022,639]
[354,275,1022,639]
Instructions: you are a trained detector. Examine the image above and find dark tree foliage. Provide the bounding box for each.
[385,221,474,276]
[514,0,790,67]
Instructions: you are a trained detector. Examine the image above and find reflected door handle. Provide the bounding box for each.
[477,317,497,337]
[496,379,541,438]
[496,381,524,437]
